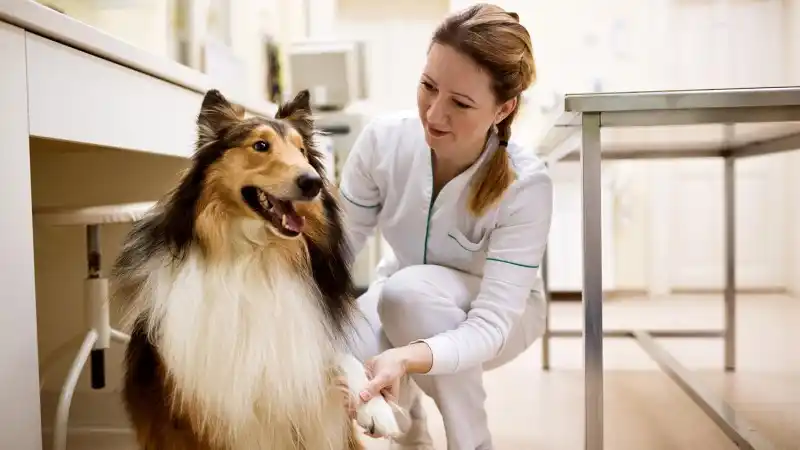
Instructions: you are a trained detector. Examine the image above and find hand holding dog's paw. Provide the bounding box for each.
[335,353,403,439]
[356,392,403,439]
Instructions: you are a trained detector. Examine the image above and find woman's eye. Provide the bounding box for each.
[420,81,434,91]
[454,100,469,109]
[253,141,269,152]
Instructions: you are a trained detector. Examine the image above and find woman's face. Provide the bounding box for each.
[417,42,515,164]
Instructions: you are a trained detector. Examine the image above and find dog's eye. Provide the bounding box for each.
[253,141,269,152]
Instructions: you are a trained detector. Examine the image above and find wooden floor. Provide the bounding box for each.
[43,294,799,450]
[363,294,800,450]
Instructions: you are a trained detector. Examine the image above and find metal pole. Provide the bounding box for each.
[86,225,105,389]
[541,246,551,370]
[581,112,604,450]
[724,155,736,371]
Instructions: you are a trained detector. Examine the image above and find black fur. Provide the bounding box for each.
[275,90,357,335]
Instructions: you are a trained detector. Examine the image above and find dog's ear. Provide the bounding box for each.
[197,89,245,146]
[275,90,313,135]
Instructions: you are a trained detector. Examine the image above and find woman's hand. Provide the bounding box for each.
[359,342,434,404]
[355,343,433,438]
[358,348,407,405]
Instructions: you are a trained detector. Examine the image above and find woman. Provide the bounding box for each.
[339,4,552,449]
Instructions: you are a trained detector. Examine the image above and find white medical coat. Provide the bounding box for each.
[339,110,553,375]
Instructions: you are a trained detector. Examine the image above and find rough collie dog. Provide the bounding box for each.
[111,89,400,449]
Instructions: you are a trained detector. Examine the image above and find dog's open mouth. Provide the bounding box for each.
[241,186,305,238]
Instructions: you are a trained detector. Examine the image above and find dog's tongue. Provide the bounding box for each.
[282,211,305,233]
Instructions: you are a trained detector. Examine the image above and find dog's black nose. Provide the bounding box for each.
[296,172,322,198]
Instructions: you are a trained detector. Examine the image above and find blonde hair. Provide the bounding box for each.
[431,3,536,216]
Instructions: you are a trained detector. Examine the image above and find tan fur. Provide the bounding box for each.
[120,112,369,449]
[195,122,327,261]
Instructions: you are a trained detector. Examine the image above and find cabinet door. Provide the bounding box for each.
[547,163,616,292]
[0,22,42,450]
[665,157,788,290]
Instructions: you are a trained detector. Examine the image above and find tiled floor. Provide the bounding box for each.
[44,294,800,450]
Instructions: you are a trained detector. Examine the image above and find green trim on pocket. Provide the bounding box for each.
[447,233,481,252]
[486,257,539,269]
[340,189,380,209]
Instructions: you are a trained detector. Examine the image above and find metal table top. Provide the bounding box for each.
[536,86,800,163]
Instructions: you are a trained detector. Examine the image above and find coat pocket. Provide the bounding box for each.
[447,229,488,253]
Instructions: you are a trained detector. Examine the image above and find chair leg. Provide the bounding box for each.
[39,333,84,390]
[110,328,130,344]
[53,330,98,450]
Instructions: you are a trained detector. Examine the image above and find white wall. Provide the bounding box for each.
[39,0,290,104]
[332,0,449,111]
[40,0,173,58]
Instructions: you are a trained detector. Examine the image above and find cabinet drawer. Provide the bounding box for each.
[26,33,202,158]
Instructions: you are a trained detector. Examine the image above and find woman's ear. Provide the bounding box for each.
[495,96,518,125]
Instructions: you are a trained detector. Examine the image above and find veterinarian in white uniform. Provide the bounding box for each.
[339,4,552,450]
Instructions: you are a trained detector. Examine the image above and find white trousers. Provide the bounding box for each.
[346,264,546,450]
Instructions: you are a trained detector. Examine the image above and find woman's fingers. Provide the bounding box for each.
[360,373,390,402]
[380,385,398,404]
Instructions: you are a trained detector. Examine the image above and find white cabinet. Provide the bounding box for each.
[664,157,789,291]
[0,21,42,450]
[546,163,616,292]
[25,34,203,157]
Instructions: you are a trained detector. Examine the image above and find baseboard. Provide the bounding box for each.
[548,287,788,301]
[39,390,135,450]
[670,287,788,295]
[606,289,650,299]
[547,289,648,302]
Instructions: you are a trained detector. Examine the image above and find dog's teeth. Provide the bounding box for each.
[281,214,288,228]
[256,191,272,209]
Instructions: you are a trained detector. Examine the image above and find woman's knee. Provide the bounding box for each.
[377,266,431,318]
[377,265,477,344]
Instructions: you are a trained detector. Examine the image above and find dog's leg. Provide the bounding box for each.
[335,353,402,439]
[346,420,366,450]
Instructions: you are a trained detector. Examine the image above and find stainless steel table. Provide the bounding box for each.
[535,87,800,450]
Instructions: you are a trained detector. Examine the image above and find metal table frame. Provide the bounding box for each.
[535,87,800,450]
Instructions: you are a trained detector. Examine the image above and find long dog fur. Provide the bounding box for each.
[111,89,398,450]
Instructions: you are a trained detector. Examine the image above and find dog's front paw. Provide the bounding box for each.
[336,354,402,439]
[356,394,402,439]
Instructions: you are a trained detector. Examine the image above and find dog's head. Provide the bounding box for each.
[191,89,326,240]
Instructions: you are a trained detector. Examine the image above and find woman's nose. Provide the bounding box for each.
[426,96,447,125]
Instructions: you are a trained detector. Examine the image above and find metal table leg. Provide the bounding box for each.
[723,155,736,371]
[541,246,551,370]
[581,112,604,450]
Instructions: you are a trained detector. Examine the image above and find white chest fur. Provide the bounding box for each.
[146,247,345,448]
